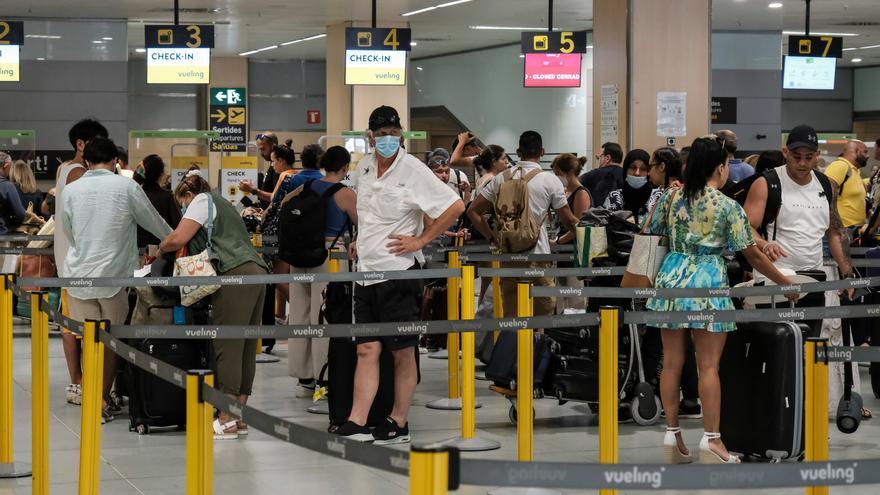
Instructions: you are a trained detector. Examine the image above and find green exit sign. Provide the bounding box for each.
[211,88,246,106]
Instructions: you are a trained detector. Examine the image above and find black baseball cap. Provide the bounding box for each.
[786,125,819,152]
[368,105,402,131]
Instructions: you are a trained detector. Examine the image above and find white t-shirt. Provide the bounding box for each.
[349,151,460,280]
[479,161,567,254]
[762,166,830,275]
[447,169,472,202]
[182,193,217,226]
[54,161,85,274]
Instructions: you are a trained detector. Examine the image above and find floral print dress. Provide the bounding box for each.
[644,187,755,332]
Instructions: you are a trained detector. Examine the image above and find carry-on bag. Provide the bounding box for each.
[485,331,554,391]
[720,320,809,461]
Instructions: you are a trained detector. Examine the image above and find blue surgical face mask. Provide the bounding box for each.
[374,135,401,159]
[180,205,187,215]
[626,175,649,189]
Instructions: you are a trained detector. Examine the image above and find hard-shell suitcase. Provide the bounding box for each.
[544,354,600,402]
[127,339,209,434]
[720,320,809,461]
[485,331,554,391]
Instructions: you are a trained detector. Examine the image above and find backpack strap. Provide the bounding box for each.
[814,169,834,210]
[761,169,782,241]
[321,182,349,251]
[321,182,346,199]
[839,166,853,198]
[523,168,543,182]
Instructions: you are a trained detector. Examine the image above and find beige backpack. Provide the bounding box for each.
[493,167,542,253]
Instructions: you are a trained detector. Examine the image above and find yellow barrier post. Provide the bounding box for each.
[78,319,106,495]
[805,338,829,495]
[0,274,30,478]
[31,292,49,494]
[409,444,452,495]
[187,370,215,495]
[441,266,499,451]
[427,250,462,410]
[599,307,620,495]
[492,260,502,344]
[516,283,534,462]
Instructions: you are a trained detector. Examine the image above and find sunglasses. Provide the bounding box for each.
[431,158,449,166]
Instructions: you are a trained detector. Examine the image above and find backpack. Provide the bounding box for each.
[278,180,347,268]
[761,168,833,240]
[493,167,543,253]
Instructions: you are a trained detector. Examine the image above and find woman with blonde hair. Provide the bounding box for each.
[9,160,44,218]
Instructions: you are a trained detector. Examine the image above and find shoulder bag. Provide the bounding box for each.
[174,194,221,307]
[620,189,677,289]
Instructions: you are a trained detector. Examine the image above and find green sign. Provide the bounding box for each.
[130,130,220,139]
[404,131,427,140]
[0,130,34,139]
[211,87,246,106]
[341,131,366,137]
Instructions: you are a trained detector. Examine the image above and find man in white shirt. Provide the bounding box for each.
[334,106,464,445]
[54,118,108,407]
[467,130,579,316]
[62,137,172,422]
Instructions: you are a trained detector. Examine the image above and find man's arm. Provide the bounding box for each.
[466,195,496,243]
[827,184,853,276]
[387,200,465,255]
[2,184,26,223]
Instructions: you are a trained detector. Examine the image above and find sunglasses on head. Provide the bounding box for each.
[431,158,449,166]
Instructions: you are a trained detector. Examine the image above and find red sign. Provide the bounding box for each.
[307,110,322,125]
[523,53,582,88]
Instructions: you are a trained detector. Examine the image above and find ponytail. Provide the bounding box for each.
[474,144,505,173]
[682,137,727,204]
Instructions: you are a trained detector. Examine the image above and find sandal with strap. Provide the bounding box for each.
[699,432,740,464]
[663,427,692,464]
[236,421,248,436]
[213,419,239,440]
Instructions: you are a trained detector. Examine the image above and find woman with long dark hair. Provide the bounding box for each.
[645,136,797,464]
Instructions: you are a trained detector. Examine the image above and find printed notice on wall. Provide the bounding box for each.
[221,156,259,205]
[600,84,619,143]
[656,91,686,137]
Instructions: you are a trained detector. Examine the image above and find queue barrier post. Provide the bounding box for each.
[31,291,49,494]
[0,274,30,478]
[440,266,498,451]
[516,283,534,462]
[598,307,620,495]
[805,338,829,495]
[78,319,107,495]
[306,248,344,415]
[410,444,459,495]
[491,260,502,343]
[187,370,215,495]
[427,250,462,410]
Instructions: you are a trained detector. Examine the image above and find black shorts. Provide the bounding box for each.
[354,272,422,351]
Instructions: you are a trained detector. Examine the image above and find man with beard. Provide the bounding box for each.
[825,140,870,236]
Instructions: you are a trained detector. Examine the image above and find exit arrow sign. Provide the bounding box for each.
[211,87,246,106]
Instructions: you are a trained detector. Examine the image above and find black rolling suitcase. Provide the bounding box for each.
[720,320,809,461]
[485,331,554,391]
[127,339,210,434]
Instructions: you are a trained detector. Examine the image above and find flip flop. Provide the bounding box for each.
[862,408,873,420]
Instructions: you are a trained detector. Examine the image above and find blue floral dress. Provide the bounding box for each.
[644,187,755,332]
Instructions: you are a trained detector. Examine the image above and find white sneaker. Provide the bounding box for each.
[296,384,316,398]
[66,384,82,405]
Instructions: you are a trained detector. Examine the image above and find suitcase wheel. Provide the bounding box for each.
[508,405,536,426]
[136,424,150,435]
[630,394,662,426]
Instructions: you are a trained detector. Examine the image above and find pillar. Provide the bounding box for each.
[592,0,710,154]
[208,57,249,187]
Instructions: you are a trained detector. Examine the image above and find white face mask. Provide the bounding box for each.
[556,174,569,188]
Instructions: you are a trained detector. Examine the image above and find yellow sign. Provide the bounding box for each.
[0,45,19,82]
[211,108,227,123]
[799,39,811,54]
[170,155,208,188]
[357,32,372,47]
[533,35,549,51]
[147,47,210,84]
[227,107,246,125]
[220,156,259,204]
[158,29,174,45]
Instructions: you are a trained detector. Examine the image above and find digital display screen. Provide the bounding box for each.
[345,49,407,86]
[524,53,582,88]
[147,48,211,84]
[783,56,836,90]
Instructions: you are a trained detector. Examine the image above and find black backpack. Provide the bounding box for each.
[760,168,833,240]
[278,180,347,268]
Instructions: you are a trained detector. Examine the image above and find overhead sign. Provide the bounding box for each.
[170,155,209,189]
[521,31,588,54]
[0,21,25,46]
[210,87,247,152]
[145,25,214,48]
[711,97,737,124]
[345,27,410,86]
[0,45,19,82]
[145,24,213,85]
[220,156,258,205]
[25,150,75,181]
[524,53,582,88]
[787,35,843,58]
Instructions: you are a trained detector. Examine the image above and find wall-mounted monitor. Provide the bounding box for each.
[783,55,836,90]
[523,53,582,88]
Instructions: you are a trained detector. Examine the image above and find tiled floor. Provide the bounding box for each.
[2,325,880,494]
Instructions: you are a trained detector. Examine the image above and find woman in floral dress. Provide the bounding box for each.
[645,136,797,465]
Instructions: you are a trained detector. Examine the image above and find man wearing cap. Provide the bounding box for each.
[716,129,754,183]
[743,125,854,338]
[428,147,472,201]
[336,105,464,445]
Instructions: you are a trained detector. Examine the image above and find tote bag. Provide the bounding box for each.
[573,225,608,268]
[174,194,220,307]
[621,189,677,288]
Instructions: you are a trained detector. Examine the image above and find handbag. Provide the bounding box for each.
[13,202,46,236]
[174,194,220,307]
[621,189,676,288]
